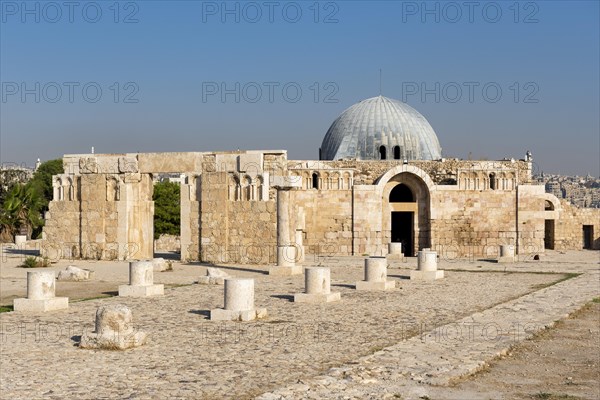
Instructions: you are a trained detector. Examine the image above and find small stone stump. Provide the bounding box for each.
[356,257,395,291]
[410,250,444,281]
[118,261,164,297]
[294,267,340,303]
[497,245,516,263]
[13,270,69,312]
[79,305,147,350]
[387,242,404,261]
[210,278,267,321]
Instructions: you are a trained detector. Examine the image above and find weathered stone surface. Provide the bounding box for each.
[79,305,147,350]
[57,266,94,282]
[118,156,138,173]
[118,261,164,297]
[198,267,231,285]
[294,267,340,303]
[210,278,268,321]
[151,258,169,272]
[43,151,600,268]
[13,270,69,312]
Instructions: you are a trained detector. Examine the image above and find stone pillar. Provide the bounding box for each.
[417,250,437,271]
[13,271,69,312]
[79,304,147,349]
[211,278,267,321]
[294,267,340,303]
[119,260,164,297]
[295,229,305,263]
[277,189,293,265]
[14,235,27,248]
[387,242,404,261]
[356,256,395,291]
[498,244,516,263]
[270,184,302,276]
[410,250,444,281]
[224,278,254,311]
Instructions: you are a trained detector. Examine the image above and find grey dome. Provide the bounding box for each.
[320,96,442,161]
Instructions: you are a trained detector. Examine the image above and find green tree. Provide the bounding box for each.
[28,159,63,212]
[0,183,44,241]
[152,181,180,240]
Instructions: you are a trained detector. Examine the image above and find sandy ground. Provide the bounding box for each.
[429,302,600,400]
[0,246,598,399]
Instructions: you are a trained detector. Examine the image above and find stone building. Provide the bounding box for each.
[42,96,600,263]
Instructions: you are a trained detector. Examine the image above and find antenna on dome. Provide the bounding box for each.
[379,69,382,96]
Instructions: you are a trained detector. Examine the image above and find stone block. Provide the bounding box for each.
[57,266,94,282]
[497,256,516,263]
[410,270,445,281]
[293,292,341,303]
[13,297,69,312]
[210,307,268,322]
[118,156,138,173]
[355,280,396,291]
[269,265,303,276]
[118,284,164,297]
[15,235,27,247]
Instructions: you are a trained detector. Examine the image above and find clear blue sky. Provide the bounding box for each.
[1,0,598,176]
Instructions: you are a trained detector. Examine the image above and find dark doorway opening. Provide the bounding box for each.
[544,220,555,250]
[312,173,319,189]
[379,146,387,160]
[583,225,594,249]
[393,146,400,160]
[389,184,414,202]
[392,211,413,256]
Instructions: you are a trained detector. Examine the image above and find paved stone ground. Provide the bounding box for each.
[0,250,598,399]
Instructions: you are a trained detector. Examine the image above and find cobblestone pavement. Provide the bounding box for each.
[0,251,598,399]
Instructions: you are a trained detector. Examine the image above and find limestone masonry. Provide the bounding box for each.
[42,96,599,263]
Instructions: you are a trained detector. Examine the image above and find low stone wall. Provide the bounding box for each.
[154,234,181,253]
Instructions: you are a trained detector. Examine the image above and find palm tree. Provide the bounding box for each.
[0,184,44,240]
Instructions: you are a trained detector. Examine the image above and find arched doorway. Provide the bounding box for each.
[389,183,415,255]
[379,168,432,257]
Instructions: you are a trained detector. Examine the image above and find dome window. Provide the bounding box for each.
[379,146,387,160]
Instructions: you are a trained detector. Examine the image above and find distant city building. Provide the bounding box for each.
[536,173,600,208]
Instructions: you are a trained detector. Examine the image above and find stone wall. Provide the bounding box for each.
[292,189,353,258]
[43,151,596,265]
[554,200,600,250]
[154,234,181,252]
[290,159,532,186]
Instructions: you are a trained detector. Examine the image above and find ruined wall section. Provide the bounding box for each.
[44,154,154,261]
[554,200,600,250]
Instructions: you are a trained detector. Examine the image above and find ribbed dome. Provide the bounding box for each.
[320,96,442,161]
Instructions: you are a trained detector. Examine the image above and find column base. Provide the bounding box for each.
[293,292,341,303]
[79,331,148,350]
[13,297,69,312]
[410,270,445,281]
[386,254,404,261]
[118,284,164,297]
[497,256,516,263]
[269,265,303,276]
[210,307,268,321]
[355,280,396,291]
